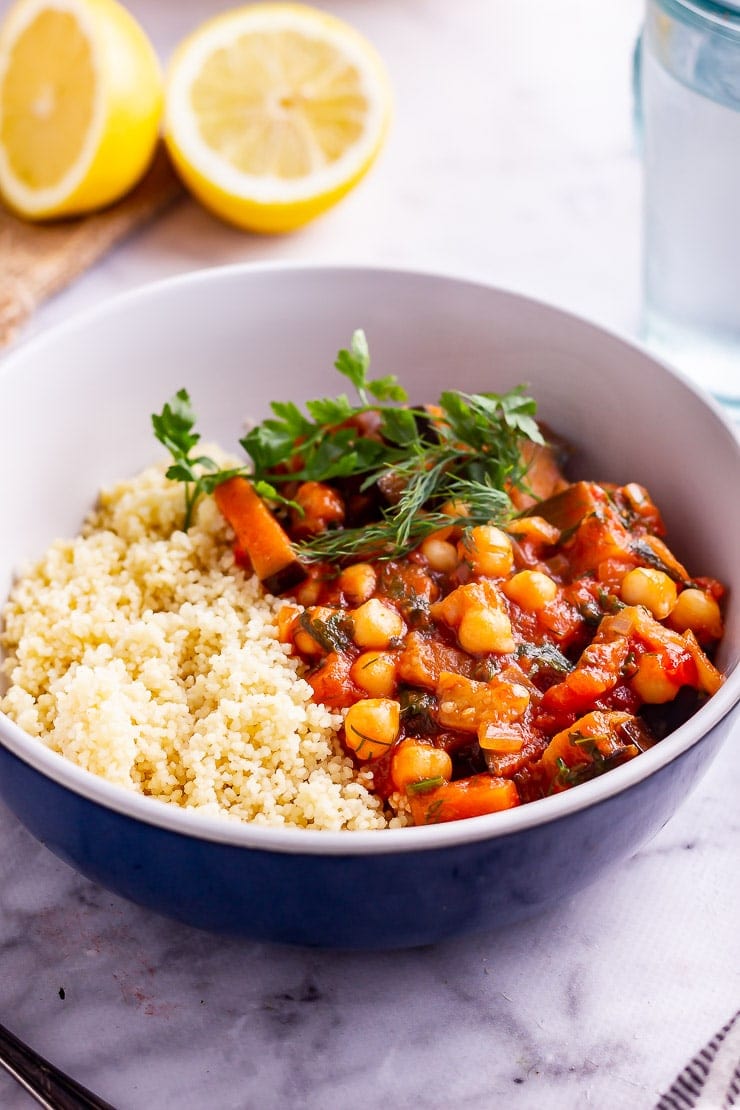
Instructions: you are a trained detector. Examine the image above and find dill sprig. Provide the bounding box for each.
[298,480,513,563]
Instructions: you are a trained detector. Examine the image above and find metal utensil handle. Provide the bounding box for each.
[0,1023,116,1110]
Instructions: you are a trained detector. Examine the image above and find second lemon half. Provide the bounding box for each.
[164,3,392,234]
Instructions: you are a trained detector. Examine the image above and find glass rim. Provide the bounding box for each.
[663,0,740,25]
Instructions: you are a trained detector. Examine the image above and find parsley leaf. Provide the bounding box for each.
[151,390,247,529]
[368,375,408,403]
[334,330,372,395]
[380,407,421,447]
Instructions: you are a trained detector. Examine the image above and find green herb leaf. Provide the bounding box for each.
[270,400,314,437]
[368,375,408,403]
[406,776,445,795]
[380,408,421,447]
[398,689,438,734]
[305,395,354,425]
[251,480,302,513]
[298,610,355,654]
[334,329,370,394]
[152,390,248,529]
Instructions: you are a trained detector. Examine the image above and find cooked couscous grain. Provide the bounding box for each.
[0,462,404,829]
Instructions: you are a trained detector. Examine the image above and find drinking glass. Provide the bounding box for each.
[641,0,740,410]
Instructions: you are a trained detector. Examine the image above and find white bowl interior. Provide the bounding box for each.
[0,265,738,846]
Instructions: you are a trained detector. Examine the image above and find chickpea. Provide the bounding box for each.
[344,698,401,760]
[631,653,679,704]
[505,515,561,545]
[391,739,453,792]
[620,567,677,620]
[440,499,470,520]
[291,481,344,537]
[294,629,324,655]
[338,562,377,606]
[502,570,558,611]
[669,588,723,640]
[352,598,405,649]
[420,536,459,573]
[350,651,397,698]
[459,525,514,578]
[293,577,322,607]
[458,606,515,654]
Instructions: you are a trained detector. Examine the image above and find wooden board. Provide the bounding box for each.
[0,146,184,347]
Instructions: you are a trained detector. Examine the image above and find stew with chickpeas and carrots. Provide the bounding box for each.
[154,331,726,826]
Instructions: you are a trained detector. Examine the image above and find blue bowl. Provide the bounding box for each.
[1,266,738,948]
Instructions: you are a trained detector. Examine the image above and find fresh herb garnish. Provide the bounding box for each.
[577,598,603,626]
[154,330,544,555]
[241,330,542,561]
[239,331,409,484]
[552,729,632,790]
[621,650,638,678]
[596,587,625,615]
[151,390,249,530]
[152,390,298,529]
[406,776,445,795]
[424,797,445,822]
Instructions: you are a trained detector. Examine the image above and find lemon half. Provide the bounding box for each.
[164,3,392,233]
[0,0,162,220]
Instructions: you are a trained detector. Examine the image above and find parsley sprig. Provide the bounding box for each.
[152,390,288,529]
[239,331,411,485]
[153,331,545,557]
[240,330,543,560]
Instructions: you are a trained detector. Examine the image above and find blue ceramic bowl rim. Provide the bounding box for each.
[1,262,739,858]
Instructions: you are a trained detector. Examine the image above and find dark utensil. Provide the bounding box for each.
[0,1024,115,1109]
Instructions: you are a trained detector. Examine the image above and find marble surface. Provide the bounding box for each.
[1,2,739,1108]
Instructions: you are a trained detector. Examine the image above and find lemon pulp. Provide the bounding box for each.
[1,10,96,190]
[0,0,162,219]
[164,3,391,233]
[192,29,367,180]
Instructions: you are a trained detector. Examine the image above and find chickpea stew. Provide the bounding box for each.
[152,332,726,826]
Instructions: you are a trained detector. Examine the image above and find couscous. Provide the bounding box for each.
[0,332,727,827]
[0,460,404,829]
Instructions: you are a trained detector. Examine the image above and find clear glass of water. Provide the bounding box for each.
[641,0,740,410]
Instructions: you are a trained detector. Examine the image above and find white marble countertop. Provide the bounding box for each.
[2,2,739,1108]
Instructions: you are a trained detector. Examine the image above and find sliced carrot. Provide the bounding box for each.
[214,476,306,594]
[408,774,519,825]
